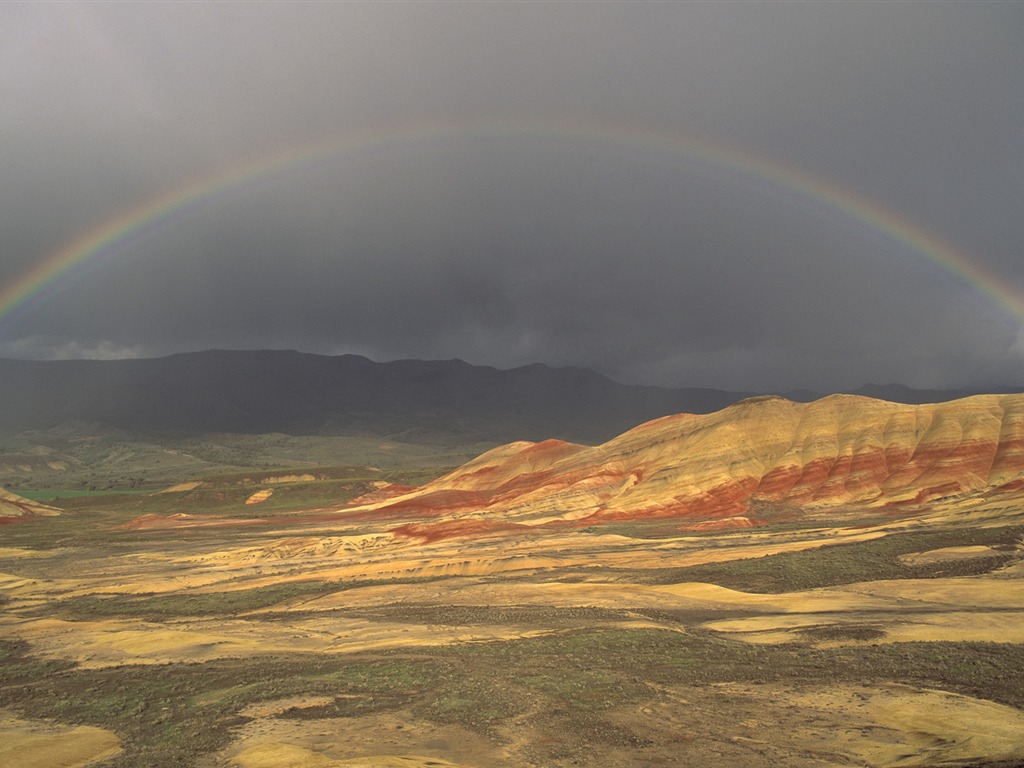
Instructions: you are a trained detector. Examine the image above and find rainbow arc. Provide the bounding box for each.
[2,119,1021,328]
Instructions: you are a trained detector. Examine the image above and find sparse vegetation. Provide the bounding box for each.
[0,424,481,493]
[644,525,1024,592]
[340,604,630,626]
[46,581,344,619]
[6,626,1024,767]
[2,464,1024,766]
[0,645,441,768]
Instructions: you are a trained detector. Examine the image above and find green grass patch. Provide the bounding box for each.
[444,627,1024,709]
[0,638,76,685]
[0,514,83,549]
[419,678,525,731]
[341,604,630,626]
[195,464,380,485]
[641,525,1024,592]
[48,581,344,619]
[8,462,453,520]
[13,489,156,501]
[46,577,462,622]
[0,646,441,768]
[518,670,628,711]
[797,624,887,642]
[3,627,1024,765]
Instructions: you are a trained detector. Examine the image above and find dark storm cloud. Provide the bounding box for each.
[0,2,1022,391]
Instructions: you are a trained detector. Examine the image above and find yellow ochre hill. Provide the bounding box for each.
[0,488,62,518]
[346,394,1024,537]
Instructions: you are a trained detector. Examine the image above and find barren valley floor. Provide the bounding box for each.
[2,469,1024,767]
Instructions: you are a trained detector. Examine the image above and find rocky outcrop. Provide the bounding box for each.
[346,394,1024,528]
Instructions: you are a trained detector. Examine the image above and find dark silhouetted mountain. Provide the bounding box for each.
[0,350,753,443]
[0,351,1018,444]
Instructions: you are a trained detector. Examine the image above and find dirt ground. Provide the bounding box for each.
[2,489,1024,767]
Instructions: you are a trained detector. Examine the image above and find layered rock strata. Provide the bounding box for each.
[342,394,1024,528]
[0,489,62,518]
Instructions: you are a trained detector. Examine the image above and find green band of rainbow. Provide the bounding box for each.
[2,119,1022,329]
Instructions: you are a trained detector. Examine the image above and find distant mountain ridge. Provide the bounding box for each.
[0,350,749,443]
[0,350,1018,444]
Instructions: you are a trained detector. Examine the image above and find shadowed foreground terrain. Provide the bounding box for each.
[2,395,1024,767]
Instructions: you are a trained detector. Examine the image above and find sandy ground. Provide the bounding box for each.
[2,494,1024,766]
[0,711,121,768]
[704,575,1024,645]
[210,682,1024,768]
[898,544,1006,565]
[221,709,497,768]
[2,613,569,668]
[3,512,1024,660]
[230,745,465,768]
[782,683,1024,766]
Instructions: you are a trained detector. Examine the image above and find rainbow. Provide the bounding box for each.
[2,118,1023,328]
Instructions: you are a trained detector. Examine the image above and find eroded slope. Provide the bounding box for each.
[348,394,1024,531]
[0,489,62,519]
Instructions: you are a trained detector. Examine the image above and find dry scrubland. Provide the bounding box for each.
[2,395,1024,767]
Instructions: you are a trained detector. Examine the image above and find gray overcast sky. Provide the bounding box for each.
[1,1,1022,392]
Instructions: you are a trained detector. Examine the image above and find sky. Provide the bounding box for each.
[0,2,1022,393]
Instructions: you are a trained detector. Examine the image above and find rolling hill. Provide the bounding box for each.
[340,393,1024,535]
[0,488,62,518]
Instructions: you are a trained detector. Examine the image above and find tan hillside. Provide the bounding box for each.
[3,395,1024,768]
[0,488,62,518]
[345,394,1024,531]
